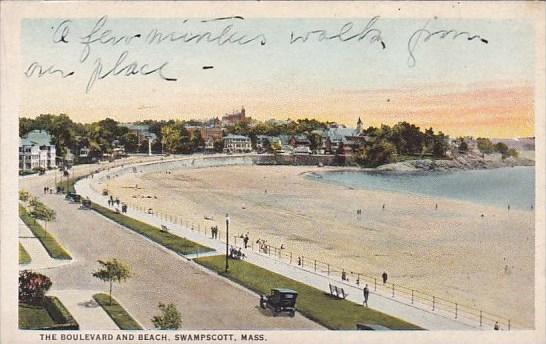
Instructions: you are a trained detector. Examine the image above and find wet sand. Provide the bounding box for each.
[104,165,535,328]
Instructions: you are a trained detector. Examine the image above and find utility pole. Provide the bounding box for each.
[225,214,230,272]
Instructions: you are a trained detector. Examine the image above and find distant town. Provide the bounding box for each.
[19,106,534,174]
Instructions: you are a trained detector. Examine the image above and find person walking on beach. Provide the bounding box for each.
[363,284,369,307]
[382,271,388,284]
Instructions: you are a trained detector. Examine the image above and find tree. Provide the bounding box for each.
[161,125,182,154]
[92,259,131,305]
[30,200,56,230]
[190,130,204,151]
[476,137,494,154]
[432,131,449,157]
[19,190,30,202]
[151,303,182,330]
[308,132,323,152]
[355,141,397,167]
[19,270,52,305]
[458,139,468,152]
[494,142,509,158]
[507,148,519,158]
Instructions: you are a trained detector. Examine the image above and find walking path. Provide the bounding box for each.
[18,219,72,270]
[76,164,484,331]
[21,165,321,330]
[47,290,119,330]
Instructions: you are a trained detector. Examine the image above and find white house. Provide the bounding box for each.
[223,134,252,153]
[19,130,57,171]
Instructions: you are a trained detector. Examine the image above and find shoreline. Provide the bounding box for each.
[102,162,534,328]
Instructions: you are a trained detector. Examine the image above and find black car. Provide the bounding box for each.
[260,288,298,317]
[65,192,81,203]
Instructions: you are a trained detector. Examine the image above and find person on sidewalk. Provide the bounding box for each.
[363,284,369,307]
[382,271,388,284]
[494,321,499,330]
[243,234,249,248]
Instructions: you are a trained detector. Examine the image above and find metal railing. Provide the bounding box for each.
[104,197,520,331]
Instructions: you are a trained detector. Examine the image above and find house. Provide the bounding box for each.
[204,137,215,152]
[223,134,252,153]
[120,123,158,154]
[325,117,366,154]
[256,135,283,153]
[289,134,311,148]
[325,127,358,153]
[278,134,293,153]
[19,130,57,172]
[294,146,312,155]
[186,125,223,142]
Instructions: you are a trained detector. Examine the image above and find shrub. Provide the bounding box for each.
[151,303,182,330]
[19,190,30,202]
[19,270,52,305]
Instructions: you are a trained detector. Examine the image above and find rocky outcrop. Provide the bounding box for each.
[376,153,534,173]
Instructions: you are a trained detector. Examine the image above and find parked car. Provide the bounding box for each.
[65,192,81,203]
[260,288,298,317]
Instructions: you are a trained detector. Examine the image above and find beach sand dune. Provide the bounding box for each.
[105,165,535,328]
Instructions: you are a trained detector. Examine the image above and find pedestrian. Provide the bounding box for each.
[341,271,347,281]
[243,234,249,249]
[382,204,385,210]
[382,271,388,284]
[363,284,369,307]
[116,198,120,206]
[494,321,499,330]
[435,203,438,210]
[297,256,302,266]
[107,199,111,206]
[44,186,47,194]
[507,204,510,211]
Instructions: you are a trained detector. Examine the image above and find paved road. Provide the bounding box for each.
[20,166,322,330]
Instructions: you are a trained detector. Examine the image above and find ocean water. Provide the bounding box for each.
[309,166,535,210]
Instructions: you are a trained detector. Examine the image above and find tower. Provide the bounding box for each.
[356,117,363,134]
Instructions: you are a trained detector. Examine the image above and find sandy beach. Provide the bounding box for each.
[104,164,535,328]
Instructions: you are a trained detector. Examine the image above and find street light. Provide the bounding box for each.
[225,214,230,272]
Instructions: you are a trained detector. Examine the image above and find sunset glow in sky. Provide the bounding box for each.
[20,16,535,138]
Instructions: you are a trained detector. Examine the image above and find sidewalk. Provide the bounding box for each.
[47,290,120,330]
[76,166,481,331]
[18,219,72,270]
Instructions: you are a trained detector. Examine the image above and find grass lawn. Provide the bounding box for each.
[91,202,212,256]
[19,303,56,329]
[19,204,71,260]
[19,243,31,264]
[56,175,84,194]
[93,293,142,330]
[195,256,422,330]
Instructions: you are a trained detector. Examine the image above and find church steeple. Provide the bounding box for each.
[356,117,363,134]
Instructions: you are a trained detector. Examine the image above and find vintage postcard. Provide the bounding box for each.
[1,1,545,344]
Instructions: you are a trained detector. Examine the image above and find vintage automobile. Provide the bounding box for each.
[65,192,81,203]
[80,198,92,210]
[259,288,298,317]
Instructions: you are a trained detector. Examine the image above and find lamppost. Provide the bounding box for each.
[225,214,230,272]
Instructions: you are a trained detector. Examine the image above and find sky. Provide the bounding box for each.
[20,16,535,138]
